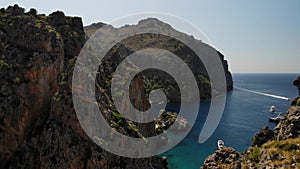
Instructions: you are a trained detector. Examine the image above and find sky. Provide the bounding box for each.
[1,0,299,73]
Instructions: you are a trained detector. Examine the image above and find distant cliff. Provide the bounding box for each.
[84,19,233,102]
[201,76,300,169]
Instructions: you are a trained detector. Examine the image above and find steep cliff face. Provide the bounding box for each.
[0,5,167,169]
[0,5,71,154]
[201,77,300,169]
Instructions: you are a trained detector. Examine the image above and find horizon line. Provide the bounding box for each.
[232,72,299,74]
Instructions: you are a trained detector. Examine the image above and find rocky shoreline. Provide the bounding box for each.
[201,77,300,169]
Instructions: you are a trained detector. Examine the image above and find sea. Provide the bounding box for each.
[160,73,299,169]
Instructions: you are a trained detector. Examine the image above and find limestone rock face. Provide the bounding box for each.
[0,4,73,155]
[0,5,167,169]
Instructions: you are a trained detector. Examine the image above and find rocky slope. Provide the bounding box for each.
[0,5,167,169]
[201,77,300,169]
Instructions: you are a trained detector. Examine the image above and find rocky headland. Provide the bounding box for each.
[84,18,233,102]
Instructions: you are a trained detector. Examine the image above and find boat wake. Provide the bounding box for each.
[235,87,290,101]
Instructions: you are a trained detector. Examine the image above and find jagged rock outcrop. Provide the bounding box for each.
[274,97,300,140]
[200,147,241,169]
[252,126,274,147]
[201,76,300,169]
[0,5,167,169]
[273,77,300,140]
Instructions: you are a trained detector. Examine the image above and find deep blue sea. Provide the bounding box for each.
[160,73,299,169]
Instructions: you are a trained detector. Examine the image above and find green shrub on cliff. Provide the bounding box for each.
[0,13,5,27]
[28,8,37,16]
[0,59,9,71]
[248,147,261,163]
[111,112,125,126]
[198,74,211,86]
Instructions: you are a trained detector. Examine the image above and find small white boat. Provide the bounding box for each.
[270,106,276,112]
[217,140,224,150]
[269,114,284,123]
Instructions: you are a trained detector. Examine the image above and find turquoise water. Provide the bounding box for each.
[160,73,299,169]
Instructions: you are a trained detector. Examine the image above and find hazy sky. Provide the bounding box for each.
[1,0,299,73]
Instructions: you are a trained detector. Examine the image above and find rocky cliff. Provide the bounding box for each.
[0,4,234,169]
[201,76,300,169]
[0,5,167,169]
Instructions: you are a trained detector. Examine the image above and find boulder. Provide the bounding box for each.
[252,126,274,147]
[201,147,241,169]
